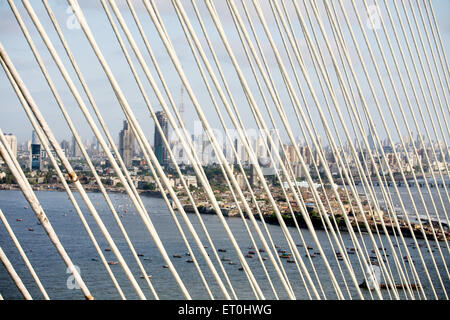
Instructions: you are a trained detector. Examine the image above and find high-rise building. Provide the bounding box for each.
[154,111,169,167]
[30,130,41,170]
[119,120,135,168]
[4,133,17,159]
[71,135,82,158]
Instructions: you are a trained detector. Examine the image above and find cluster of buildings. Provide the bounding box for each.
[1,115,448,191]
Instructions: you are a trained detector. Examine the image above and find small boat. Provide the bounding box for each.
[185,252,190,256]
[238,267,244,271]
[218,248,227,253]
[262,257,267,261]
[307,246,313,250]
[279,249,286,254]
[221,257,230,261]
[16,218,22,222]
[104,248,111,252]
[248,250,255,254]
[24,206,28,209]
[296,244,303,247]
[314,252,321,255]
[28,228,34,232]
[137,253,144,257]
[163,265,169,268]
[258,248,265,253]
[108,261,118,265]
[287,259,295,263]
[144,258,152,261]
[280,253,291,258]
[204,246,208,249]
[91,258,98,262]
[228,261,236,265]
[173,254,182,258]
[245,254,253,258]
[186,259,194,263]
[140,275,152,279]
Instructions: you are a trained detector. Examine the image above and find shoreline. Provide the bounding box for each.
[1,184,448,242]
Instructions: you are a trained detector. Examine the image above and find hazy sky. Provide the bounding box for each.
[1,0,449,148]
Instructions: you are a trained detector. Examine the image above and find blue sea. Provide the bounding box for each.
[0,189,448,300]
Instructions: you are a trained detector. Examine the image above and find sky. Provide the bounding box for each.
[0,0,449,149]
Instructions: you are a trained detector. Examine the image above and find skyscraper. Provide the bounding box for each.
[71,135,82,158]
[154,111,169,168]
[4,133,17,159]
[119,120,135,168]
[30,130,41,170]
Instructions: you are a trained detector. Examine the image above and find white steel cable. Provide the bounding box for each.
[105,0,276,299]
[0,64,128,299]
[0,246,32,300]
[331,0,449,294]
[354,0,450,271]
[174,0,325,298]
[229,0,359,298]
[423,0,450,100]
[311,0,441,298]
[14,0,149,299]
[0,83,92,299]
[169,0,295,299]
[0,0,447,300]
[35,0,193,299]
[324,0,426,298]
[184,0,310,298]
[0,208,49,300]
[100,0,225,300]
[143,0,304,299]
